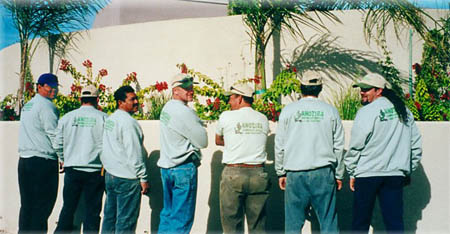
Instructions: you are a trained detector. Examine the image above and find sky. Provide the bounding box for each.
[1,0,449,51]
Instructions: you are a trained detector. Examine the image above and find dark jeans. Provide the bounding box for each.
[18,156,59,234]
[220,166,270,234]
[352,176,405,234]
[101,172,142,234]
[54,167,105,234]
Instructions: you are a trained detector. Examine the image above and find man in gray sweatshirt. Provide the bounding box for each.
[18,73,59,234]
[345,73,422,233]
[158,73,208,234]
[275,71,344,234]
[54,85,107,234]
[101,85,149,233]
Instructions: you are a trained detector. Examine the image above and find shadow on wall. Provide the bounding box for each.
[146,150,163,234]
[286,34,388,84]
[207,150,225,233]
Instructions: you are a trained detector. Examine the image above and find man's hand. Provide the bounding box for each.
[278,177,287,190]
[336,179,342,191]
[141,182,150,195]
[59,162,65,173]
[349,178,355,192]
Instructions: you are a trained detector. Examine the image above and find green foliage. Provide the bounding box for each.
[53,94,81,117]
[327,86,362,120]
[0,95,19,120]
[406,16,450,121]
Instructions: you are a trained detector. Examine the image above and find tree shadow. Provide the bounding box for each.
[206,150,225,234]
[146,150,163,234]
[284,33,385,82]
[265,133,285,233]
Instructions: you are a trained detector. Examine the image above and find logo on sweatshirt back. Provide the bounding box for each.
[379,107,398,121]
[104,120,115,131]
[294,110,324,122]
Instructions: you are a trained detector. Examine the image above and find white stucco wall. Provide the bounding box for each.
[0,121,449,234]
[1,9,448,100]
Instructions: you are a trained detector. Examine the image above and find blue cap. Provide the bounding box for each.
[37,73,58,87]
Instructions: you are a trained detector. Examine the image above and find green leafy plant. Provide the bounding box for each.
[327,86,362,120]
[0,95,19,120]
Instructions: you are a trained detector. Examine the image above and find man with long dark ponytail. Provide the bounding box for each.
[344,73,423,234]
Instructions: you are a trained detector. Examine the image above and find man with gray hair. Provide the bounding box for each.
[345,73,422,233]
[275,70,344,234]
[158,73,208,234]
[216,83,270,233]
[54,85,107,234]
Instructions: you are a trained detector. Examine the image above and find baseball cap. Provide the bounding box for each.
[299,71,323,86]
[353,73,392,89]
[37,73,58,87]
[81,85,99,98]
[224,83,254,98]
[171,73,198,89]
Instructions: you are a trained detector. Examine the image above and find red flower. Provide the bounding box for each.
[99,84,106,92]
[213,98,220,110]
[126,72,137,82]
[5,105,11,109]
[412,63,421,75]
[181,64,188,74]
[430,94,435,103]
[155,81,168,92]
[99,69,108,77]
[441,92,449,100]
[405,93,410,99]
[59,59,70,71]
[292,67,297,73]
[206,99,212,106]
[82,59,92,68]
[25,82,33,93]
[9,116,15,121]
[71,84,82,93]
[251,75,261,85]
[414,101,421,110]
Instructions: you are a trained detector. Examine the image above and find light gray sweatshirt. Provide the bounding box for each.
[158,100,208,168]
[344,97,422,178]
[54,105,107,172]
[101,109,148,182]
[275,97,345,179]
[18,94,59,160]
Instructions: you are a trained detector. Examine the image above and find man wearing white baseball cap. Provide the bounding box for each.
[345,73,422,233]
[216,83,270,233]
[158,73,207,234]
[54,85,108,234]
[275,70,344,234]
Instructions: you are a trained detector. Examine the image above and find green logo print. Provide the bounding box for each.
[72,117,96,127]
[234,122,263,134]
[294,110,324,122]
[104,120,115,131]
[379,107,398,121]
[22,102,33,112]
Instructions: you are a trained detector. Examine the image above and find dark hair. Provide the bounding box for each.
[242,96,254,105]
[114,85,135,107]
[301,85,322,97]
[382,89,408,123]
[80,97,97,106]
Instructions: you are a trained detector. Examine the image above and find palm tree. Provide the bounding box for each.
[0,0,106,109]
[44,32,82,73]
[229,0,433,97]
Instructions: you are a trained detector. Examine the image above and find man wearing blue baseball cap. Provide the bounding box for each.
[18,73,60,233]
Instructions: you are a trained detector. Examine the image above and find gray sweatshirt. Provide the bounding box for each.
[54,105,107,172]
[158,100,208,168]
[275,97,345,179]
[18,94,59,160]
[101,109,148,182]
[344,97,422,178]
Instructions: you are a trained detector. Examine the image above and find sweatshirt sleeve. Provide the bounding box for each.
[40,104,59,149]
[409,117,422,172]
[171,108,208,149]
[53,118,64,161]
[123,121,148,182]
[333,113,345,180]
[274,111,288,177]
[344,110,372,178]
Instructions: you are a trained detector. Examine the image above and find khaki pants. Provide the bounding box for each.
[220,166,270,234]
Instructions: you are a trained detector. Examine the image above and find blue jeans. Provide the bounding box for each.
[352,176,405,234]
[285,166,338,234]
[158,162,198,234]
[101,172,141,234]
